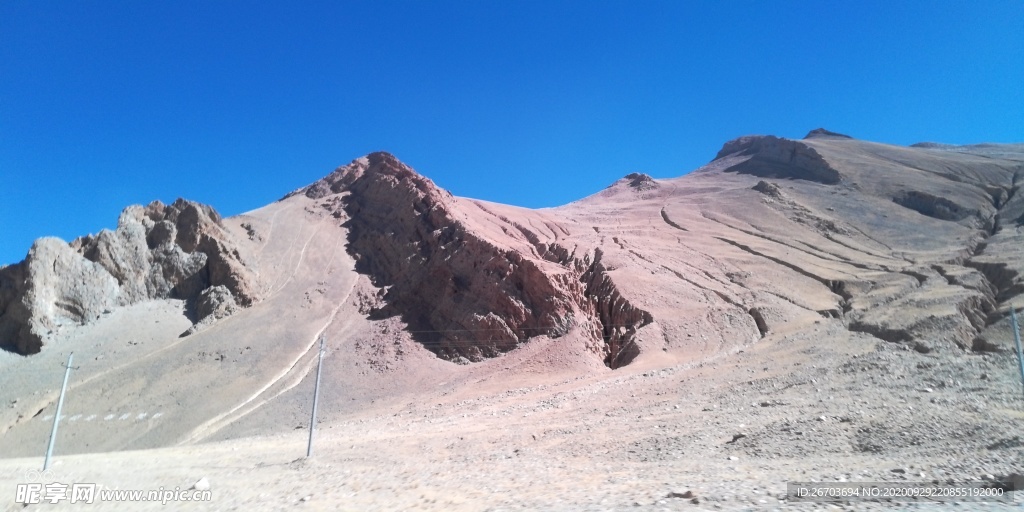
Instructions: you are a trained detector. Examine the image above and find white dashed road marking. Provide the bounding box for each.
[42,412,167,422]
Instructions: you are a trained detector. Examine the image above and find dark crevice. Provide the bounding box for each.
[901,270,929,286]
[956,171,1024,350]
[838,170,1022,351]
[702,212,880,272]
[660,208,689,232]
[828,280,854,313]
[714,236,854,318]
[583,249,653,369]
[964,261,1023,308]
[794,239,882,271]
[762,290,819,313]
[714,237,836,291]
[822,231,896,261]
[714,290,739,306]
[931,264,957,285]
[748,308,769,338]
[628,249,654,264]
[700,268,736,289]
[660,264,738,306]
[892,191,990,230]
[847,321,913,343]
[660,263,768,342]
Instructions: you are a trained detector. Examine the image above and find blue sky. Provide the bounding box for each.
[2,1,1022,265]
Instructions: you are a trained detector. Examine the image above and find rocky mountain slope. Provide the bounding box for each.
[292,152,653,367]
[1,129,1023,462]
[0,199,258,355]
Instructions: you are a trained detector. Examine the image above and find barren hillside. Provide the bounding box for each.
[1,130,1022,510]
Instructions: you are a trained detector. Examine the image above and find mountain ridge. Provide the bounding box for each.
[5,133,1024,360]
[3,130,1024,456]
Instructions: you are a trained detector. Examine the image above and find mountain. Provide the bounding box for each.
[2,130,1023,463]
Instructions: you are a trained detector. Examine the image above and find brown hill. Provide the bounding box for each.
[1,133,1022,510]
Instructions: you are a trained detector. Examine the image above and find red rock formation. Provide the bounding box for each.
[300,152,652,367]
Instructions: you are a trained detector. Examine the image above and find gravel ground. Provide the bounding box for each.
[3,317,1022,511]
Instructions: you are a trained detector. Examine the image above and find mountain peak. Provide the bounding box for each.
[804,128,853,140]
[622,172,658,190]
[293,151,440,201]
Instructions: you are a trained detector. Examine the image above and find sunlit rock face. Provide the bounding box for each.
[0,198,258,354]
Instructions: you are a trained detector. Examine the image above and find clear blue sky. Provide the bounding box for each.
[2,1,1022,265]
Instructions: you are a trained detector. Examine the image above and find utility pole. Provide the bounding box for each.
[1010,305,1024,399]
[44,352,74,471]
[307,337,325,458]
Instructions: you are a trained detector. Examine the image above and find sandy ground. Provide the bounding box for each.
[3,318,1022,511]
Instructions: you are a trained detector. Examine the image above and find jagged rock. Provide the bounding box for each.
[623,172,658,191]
[752,180,783,198]
[73,199,258,306]
[299,152,652,367]
[0,238,121,354]
[194,285,239,323]
[912,341,933,354]
[0,199,259,354]
[715,135,842,184]
[182,286,239,337]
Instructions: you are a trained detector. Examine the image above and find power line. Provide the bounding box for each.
[382,321,647,335]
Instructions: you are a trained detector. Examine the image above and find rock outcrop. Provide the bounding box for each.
[892,190,988,229]
[0,199,258,355]
[623,172,658,191]
[0,239,120,354]
[73,199,258,307]
[715,135,842,184]
[804,128,852,139]
[298,152,652,367]
[181,285,241,337]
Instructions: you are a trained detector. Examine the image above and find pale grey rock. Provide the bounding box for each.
[182,285,240,336]
[1,199,260,354]
[1,238,120,354]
